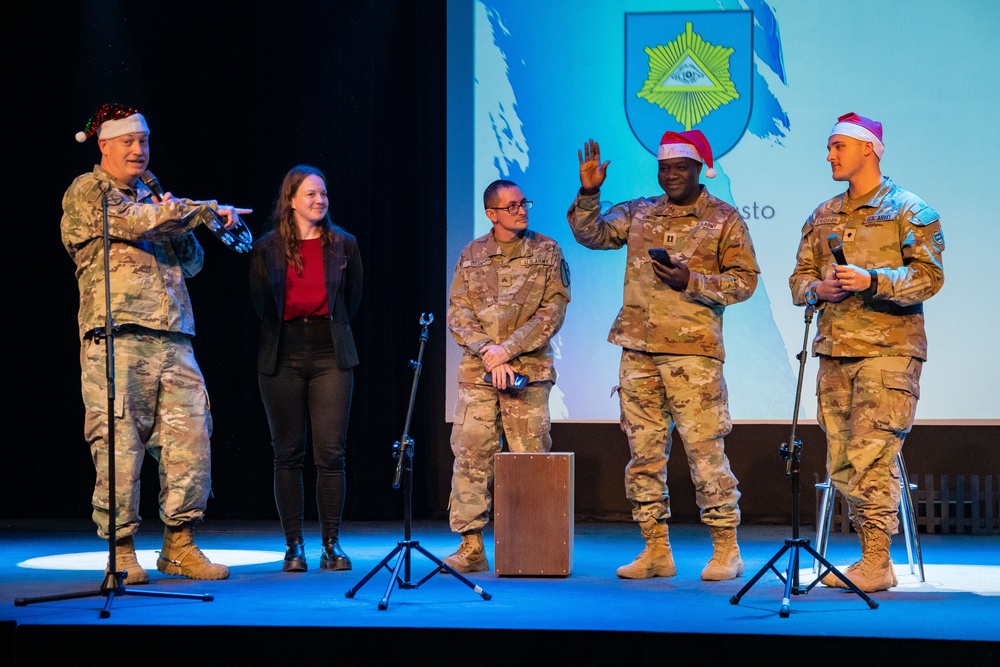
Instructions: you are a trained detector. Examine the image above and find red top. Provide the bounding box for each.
[283,238,329,320]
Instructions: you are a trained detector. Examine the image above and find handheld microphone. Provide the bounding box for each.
[827,233,848,265]
[140,170,165,199]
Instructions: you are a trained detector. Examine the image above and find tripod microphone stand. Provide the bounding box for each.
[729,299,877,617]
[15,182,212,617]
[346,313,491,610]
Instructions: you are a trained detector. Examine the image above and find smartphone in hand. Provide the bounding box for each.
[484,372,528,394]
[648,247,675,268]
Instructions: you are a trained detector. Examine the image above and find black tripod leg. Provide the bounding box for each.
[118,589,214,601]
[101,590,118,618]
[801,543,878,608]
[729,542,791,605]
[98,571,123,618]
[345,544,404,599]
[15,588,105,606]
[15,572,213,616]
[779,544,802,617]
[412,544,491,600]
[379,546,412,610]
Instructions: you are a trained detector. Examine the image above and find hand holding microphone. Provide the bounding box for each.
[140,170,168,201]
[825,233,872,296]
[827,233,847,265]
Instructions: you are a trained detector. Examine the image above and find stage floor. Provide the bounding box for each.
[2,519,998,663]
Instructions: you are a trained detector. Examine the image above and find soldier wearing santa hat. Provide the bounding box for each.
[568,130,759,582]
[62,103,250,583]
[789,112,944,592]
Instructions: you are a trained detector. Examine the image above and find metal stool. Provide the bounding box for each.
[814,452,924,581]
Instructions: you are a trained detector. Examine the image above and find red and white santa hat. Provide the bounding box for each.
[657,129,716,178]
[75,103,149,143]
[829,112,884,159]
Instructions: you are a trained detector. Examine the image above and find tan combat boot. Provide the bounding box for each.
[109,535,149,585]
[616,519,676,579]
[701,526,744,581]
[156,524,230,580]
[821,522,897,592]
[442,531,489,573]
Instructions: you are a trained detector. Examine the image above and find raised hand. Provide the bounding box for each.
[578,139,611,191]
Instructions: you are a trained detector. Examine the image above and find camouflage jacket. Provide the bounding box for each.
[789,177,944,361]
[567,187,759,360]
[60,165,220,339]
[448,229,570,384]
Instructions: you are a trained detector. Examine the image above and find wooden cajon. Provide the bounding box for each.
[493,452,574,576]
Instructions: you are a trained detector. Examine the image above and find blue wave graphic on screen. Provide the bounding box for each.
[473,0,797,420]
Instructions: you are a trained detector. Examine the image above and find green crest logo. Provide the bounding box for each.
[636,22,740,131]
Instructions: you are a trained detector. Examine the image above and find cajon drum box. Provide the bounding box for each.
[493,452,574,576]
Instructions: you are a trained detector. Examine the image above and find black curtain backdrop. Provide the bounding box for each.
[4,1,450,524]
[4,2,996,531]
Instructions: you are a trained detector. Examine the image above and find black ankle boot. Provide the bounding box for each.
[320,538,352,571]
[282,537,307,572]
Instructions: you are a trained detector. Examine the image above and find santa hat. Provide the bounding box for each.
[829,112,884,159]
[657,129,716,178]
[75,103,149,143]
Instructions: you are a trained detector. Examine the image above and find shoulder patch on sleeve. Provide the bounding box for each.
[561,259,571,287]
[910,204,940,227]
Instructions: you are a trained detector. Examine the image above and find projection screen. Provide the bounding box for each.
[446,0,1000,423]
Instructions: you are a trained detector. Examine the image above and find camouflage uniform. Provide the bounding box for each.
[567,187,758,526]
[790,176,944,532]
[61,165,224,539]
[448,229,570,533]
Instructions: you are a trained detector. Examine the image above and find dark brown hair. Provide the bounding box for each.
[483,179,520,210]
[271,164,337,274]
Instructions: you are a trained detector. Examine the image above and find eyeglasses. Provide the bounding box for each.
[488,200,533,214]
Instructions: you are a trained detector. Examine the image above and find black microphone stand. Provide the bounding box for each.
[346,313,491,610]
[15,181,212,617]
[729,299,877,617]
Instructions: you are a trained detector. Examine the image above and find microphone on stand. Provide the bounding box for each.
[827,233,848,265]
[140,170,166,200]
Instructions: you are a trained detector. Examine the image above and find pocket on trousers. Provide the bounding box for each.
[873,370,919,433]
[453,395,469,425]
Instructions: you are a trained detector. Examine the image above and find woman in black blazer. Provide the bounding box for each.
[250,165,362,572]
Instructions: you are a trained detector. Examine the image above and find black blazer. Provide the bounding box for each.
[249,228,362,374]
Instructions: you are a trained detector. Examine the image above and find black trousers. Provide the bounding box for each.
[259,317,353,542]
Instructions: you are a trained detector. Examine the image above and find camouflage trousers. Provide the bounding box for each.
[618,349,740,527]
[81,328,214,539]
[817,355,921,534]
[448,381,552,533]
